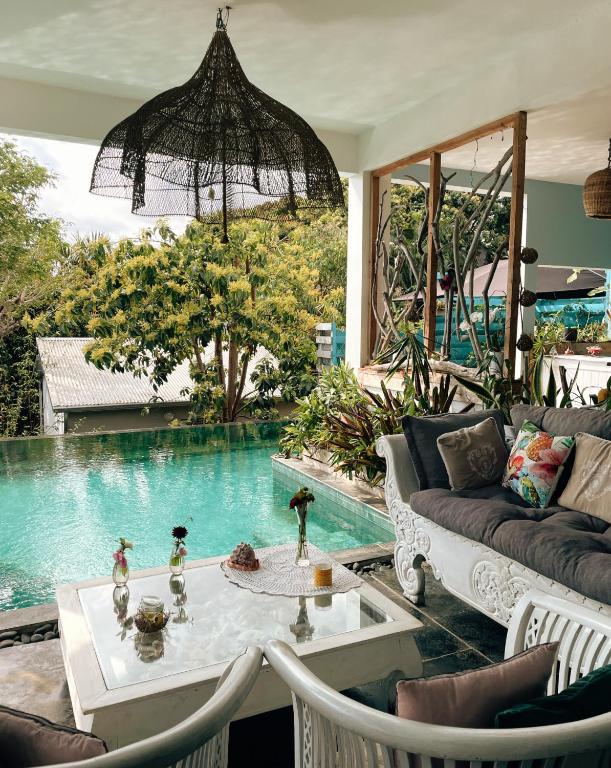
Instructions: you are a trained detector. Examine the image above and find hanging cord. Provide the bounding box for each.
[216,5,231,30]
[469,138,479,189]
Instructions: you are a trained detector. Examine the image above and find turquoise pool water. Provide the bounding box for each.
[0,423,391,611]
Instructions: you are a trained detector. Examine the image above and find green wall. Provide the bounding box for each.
[525,179,611,269]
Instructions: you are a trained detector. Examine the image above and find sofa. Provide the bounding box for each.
[376,405,611,626]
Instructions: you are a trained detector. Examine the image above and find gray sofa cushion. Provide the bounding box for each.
[410,488,611,605]
[510,405,611,440]
[402,409,505,490]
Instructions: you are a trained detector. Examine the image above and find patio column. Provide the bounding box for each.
[345,173,373,369]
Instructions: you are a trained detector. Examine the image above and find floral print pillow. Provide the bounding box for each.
[502,420,575,508]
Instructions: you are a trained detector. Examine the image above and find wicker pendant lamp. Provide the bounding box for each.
[583,139,611,219]
[90,7,344,242]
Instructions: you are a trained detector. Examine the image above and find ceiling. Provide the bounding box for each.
[1,0,610,181]
[432,88,611,185]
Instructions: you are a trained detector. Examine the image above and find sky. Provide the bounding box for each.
[2,132,187,241]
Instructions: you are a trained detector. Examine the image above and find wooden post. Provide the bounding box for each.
[368,174,380,359]
[503,111,527,371]
[424,152,441,353]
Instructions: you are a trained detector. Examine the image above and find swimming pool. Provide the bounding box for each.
[0,423,391,611]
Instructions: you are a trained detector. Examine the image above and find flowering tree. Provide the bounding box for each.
[50,218,342,422]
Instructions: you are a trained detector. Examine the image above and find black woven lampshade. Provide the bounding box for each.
[90,10,344,242]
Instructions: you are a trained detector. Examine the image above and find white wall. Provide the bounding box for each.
[345,173,372,369]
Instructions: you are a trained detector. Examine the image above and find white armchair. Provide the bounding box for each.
[265,592,611,767]
[48,646,263,768]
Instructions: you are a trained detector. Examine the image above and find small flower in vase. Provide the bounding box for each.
[112,537,133,586]
[170,525,189,575]
[290,487,315,567]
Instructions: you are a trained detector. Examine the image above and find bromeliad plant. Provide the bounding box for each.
[452,350,584,425]
[280,338,471,487]
[324,382,408,486]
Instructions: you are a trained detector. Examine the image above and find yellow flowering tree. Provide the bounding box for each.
[53,218,342,422]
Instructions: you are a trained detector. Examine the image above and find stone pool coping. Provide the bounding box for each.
[272,454,392,528]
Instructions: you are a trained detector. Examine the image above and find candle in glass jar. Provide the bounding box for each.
[139,596,164,620]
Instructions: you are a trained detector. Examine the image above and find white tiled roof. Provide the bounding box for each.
[37,338,193,410]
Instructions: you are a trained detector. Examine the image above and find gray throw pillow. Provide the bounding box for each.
[402,409,505,490]
[558,433,611,522]
[0,706,107,767]
[437,417,509,490]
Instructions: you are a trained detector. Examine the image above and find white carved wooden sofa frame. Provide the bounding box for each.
[376,433,611,627]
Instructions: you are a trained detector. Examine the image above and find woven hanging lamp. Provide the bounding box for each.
[583,139,611,219]
[90,7,344,242]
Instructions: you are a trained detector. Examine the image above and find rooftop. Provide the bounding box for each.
[37,337,192,411]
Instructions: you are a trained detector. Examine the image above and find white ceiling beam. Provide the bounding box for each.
[0,76,360,173]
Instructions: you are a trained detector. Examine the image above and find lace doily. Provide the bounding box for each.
[220,543,362,597]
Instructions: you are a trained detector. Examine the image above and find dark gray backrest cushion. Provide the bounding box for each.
[510,405,611,440]
[402,409,506,490]
[510,405,548,430]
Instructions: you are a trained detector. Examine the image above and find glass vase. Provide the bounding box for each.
[169,542,185,575]
[295,505,310,567]
[112,561,129,586]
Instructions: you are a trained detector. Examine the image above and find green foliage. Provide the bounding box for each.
[279,363,362,457]
[390,183,511,290]
[453,351,584,425]
[248,342,318,417]
[533,316,608,357]
[0,328,40,436]
[0,140,64,339]
[0,139,68,437]
[281,355,466,486]
[578,321,608,342]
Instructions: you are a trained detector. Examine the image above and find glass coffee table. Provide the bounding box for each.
[57,555,423,748]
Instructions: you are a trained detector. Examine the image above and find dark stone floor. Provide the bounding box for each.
[369,563,507,669]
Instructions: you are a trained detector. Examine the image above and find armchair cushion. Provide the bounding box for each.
[510,405,611,440]
[402,409,505,490]
[495,663,611,728]
[396,642,558,728]
[0,705,107,767]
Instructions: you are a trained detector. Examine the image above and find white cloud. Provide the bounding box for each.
[2,133,188,241]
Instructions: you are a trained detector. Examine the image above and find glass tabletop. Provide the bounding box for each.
[78,563,394,690]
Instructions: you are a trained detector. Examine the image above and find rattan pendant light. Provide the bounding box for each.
[90,7,344,242]
[583,139,611,219]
